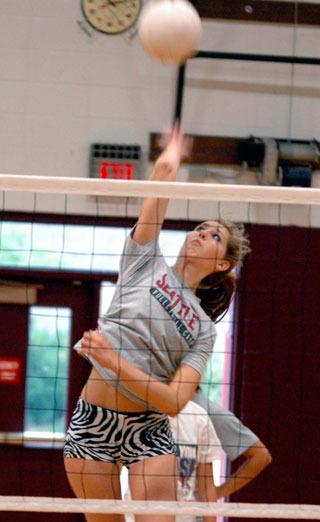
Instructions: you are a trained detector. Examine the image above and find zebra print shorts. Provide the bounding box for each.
[63,399,176,467]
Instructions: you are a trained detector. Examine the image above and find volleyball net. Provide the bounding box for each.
[1,497,320,519]
[0,174,319,521]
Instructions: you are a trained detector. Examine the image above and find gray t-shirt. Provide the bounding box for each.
[194,392,259,461]
[86,232,216,409]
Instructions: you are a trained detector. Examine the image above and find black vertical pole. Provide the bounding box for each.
[174,63,186,124]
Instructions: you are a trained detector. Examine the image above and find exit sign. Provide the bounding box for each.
[90,143,142,180]
[100,162,133,180]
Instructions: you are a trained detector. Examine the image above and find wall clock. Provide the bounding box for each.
[81,0,142,35]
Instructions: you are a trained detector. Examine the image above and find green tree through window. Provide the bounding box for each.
[24,307,72,434]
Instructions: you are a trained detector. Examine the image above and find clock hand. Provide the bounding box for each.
[105,0,138,19]
[98,0,126,27]
[97,0,138,26]
[106,0,135,4]
[100,0,128,8]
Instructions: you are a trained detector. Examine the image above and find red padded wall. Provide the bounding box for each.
[231,224,320,520]
[0,304,28,432]
[0,276,97,522]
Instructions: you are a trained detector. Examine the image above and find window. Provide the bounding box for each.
[0,222,188,272]
[24,306,72,437]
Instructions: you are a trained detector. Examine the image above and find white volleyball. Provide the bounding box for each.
[138,0,202,65]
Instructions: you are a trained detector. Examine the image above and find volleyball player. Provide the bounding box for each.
[194,391,272,499]
[124,397,271,522]
[63,125,250,522]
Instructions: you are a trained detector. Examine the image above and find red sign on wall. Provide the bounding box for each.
[100,162,134,180]
[0,358,21,384]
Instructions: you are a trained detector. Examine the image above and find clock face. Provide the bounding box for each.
[81,0,142,35]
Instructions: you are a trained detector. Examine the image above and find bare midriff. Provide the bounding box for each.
[79,368,149,412]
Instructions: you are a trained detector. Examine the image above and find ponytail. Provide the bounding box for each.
[196,271,237,323]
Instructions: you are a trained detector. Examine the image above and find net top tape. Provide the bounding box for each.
[0,498,320,519]
[1,174,320,205]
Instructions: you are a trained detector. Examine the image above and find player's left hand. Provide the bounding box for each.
[76,329,114,365]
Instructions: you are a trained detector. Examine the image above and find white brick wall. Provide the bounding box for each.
[0,1,320,226]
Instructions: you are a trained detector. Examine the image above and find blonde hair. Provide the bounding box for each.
[196,219,251,322]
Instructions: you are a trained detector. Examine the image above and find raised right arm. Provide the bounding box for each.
[133,124,190,245]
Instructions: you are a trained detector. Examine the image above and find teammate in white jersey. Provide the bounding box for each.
[125,401,221,522]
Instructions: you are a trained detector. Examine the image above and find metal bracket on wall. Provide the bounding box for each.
[174,51,320,123]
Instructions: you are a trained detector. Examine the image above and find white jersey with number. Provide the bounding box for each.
[172,401,221,506]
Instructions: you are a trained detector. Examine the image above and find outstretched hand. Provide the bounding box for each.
[133,122,192,244]
[152,122,193,181]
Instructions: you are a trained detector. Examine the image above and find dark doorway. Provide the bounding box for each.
[0,273,100,522]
